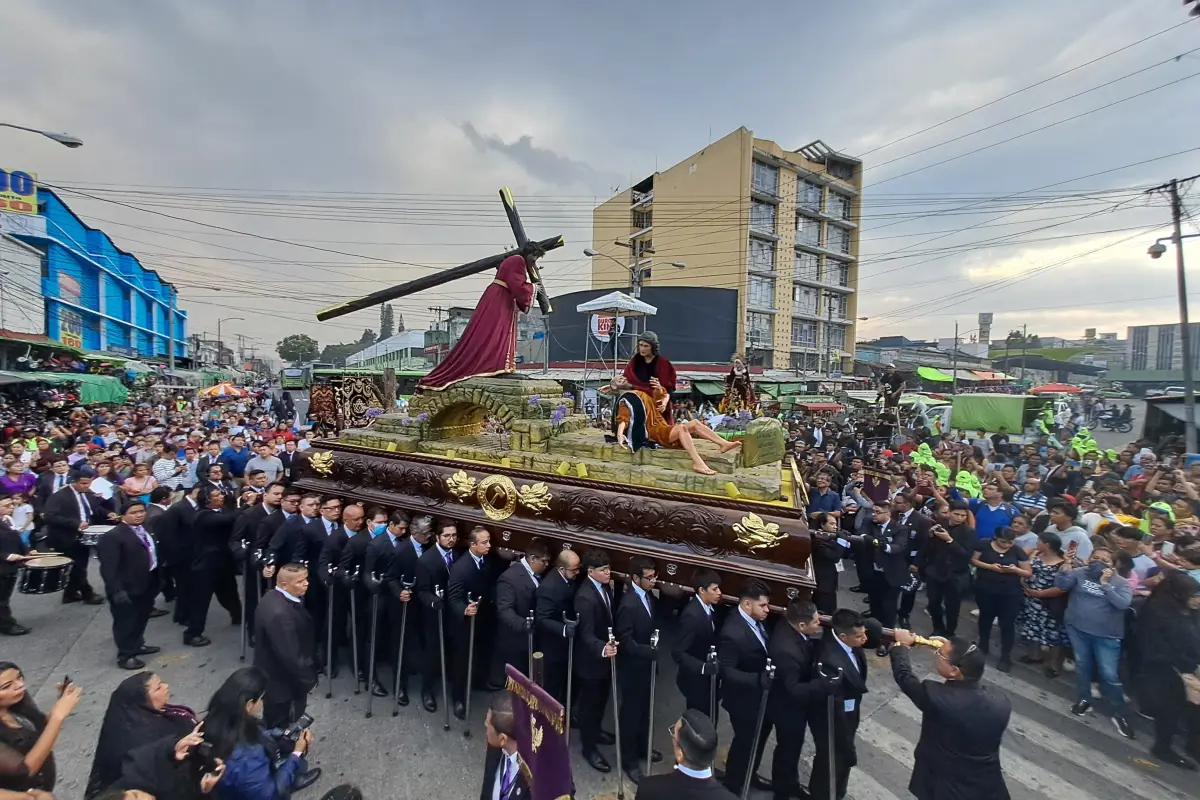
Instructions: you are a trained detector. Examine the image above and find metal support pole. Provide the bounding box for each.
[565,613,576,747]
[706,645,719,727]
[238,560,248,662]
[608,627,624,800]
[645,629,660,777]
[392,577,415,717]
[324,581,335,699]
[818,664,844,800]
[463,593,480,738]
[348,569,361,695]
[437,585,450,731]
[365,589,380,717]
[1170,178,1198,454]
[740,658,776,800]
[951,320,959,396]
[525,611,535,675]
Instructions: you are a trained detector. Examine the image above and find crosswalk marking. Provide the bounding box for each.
[980,667,1136,748]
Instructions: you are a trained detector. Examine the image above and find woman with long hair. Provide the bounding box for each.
[86,672,198,797]
[205,667,318,799]
[1136,571,1200,768]
[0,663,81,792]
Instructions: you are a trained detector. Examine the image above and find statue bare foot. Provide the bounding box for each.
[692,462,717,475]
[719,440,742,454]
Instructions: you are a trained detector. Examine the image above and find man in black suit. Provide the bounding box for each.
[160,484,203,624]
[194,440,226,484]
[317,500,356,680]
[254,562,318,729]
[43,468,112,605]
[574,548,620,774]
[634,709,735,799]
[258,487,302,584]
[33,457,70,516]
[359,509,407,696]
[278,440,300,484]
[615,555,663,783]
[861,499,908,654]
[534,548,579,706]
[480,691,531,800]
[145,486,174,610]
[0,493,31,635]
[416,517,458,713]
[889,630,1009,799]
[303,495,342,670]
[490,539,549,689]
[338,504,377,688]
[447,525,495,720]
[807,609,869,800]
[268,493,320,568]
[96,500,162,669]
[891,490,933,631]
[673,569,722,721]
[233,481,283,647]
[383,512,431,706]
[768,598,825,800]
[717,580,773,796]
[922,500,978,638]
[184,486,240,647]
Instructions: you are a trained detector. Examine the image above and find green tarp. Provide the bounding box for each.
[949,394,1046,433]
[0,371,129,405]
[693,381,726,396]
[917,366,954,382]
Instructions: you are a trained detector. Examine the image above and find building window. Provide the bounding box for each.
[632,210,652,230]
[752,161,779,196]
[1156,325,1176,371]
[826,259,848,286]
[750,201,776,235]
[791,320,816,347]
[748,275,775,308]
[796,214,822,247]
[790,352,820,372]
[828,160,856,181]
[749,238,775,273]
[1130,326,1148,370]
[828,225,850,254]
[826,293,848,319]
[828,192,851,220]
[746,311,773,347]
[798,180,822,212]
[826,324,845,350]
[795,252,820,282]
[793,285,818,314]
[634,239,653,259]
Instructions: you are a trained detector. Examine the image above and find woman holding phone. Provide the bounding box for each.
[0,663,82,793]
[970,526,1032,672]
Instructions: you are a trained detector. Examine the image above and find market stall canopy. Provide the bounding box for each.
[971,370,1011,381]
[1030,382,1082,394]
[0,371,35,387]
[199,381,248,398]
[916,366,954,382]
[574,291,658,317]
[693,380,726,396]
[0,371,128,404]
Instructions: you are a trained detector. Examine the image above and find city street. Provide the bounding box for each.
[13,544,1194,800]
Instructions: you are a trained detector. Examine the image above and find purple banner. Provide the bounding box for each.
[505,665,574,800]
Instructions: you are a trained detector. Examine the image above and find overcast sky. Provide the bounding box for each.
[3,0,1199,360]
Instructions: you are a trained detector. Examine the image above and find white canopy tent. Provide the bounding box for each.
[574,292,659,411]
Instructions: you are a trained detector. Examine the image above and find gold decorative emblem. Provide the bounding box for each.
[733,512,787,551]
[446,470,478,500]
[309,451,335,477]
[531,720,544,753]
[477,474,519,521]
[518,482,552,513]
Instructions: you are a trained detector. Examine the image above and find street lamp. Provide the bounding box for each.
[1147,228,1200,453]
[582,248,685,298]
[0,123,83,148]
[217,317,244,367]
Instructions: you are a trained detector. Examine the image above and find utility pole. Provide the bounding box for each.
[1020,323,1028,383]
[428,306,446,366]
[823,299,834,379]
[1170,178,1197,452]
[167,298,175,372]
[542,313,550,375]
[951,320,959,396]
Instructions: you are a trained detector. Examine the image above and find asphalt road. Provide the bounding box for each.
[12,546,1193,800]
[1089,399,1144,453]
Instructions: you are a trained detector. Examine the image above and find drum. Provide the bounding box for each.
[18,556,74,595]
[79,525,115,548]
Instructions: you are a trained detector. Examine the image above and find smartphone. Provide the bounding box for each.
[60,674,71,696]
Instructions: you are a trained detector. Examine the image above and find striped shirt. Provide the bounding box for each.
[1012,491,1047,513]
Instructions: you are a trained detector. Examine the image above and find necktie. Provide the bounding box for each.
[706,607,714,630]
[499,756,515,799]
[77,491,91,523]
[443,550,453,568]
[55,475,64,490]
[599,584,610,612]
[134,525,157,571]
[755,621,768,648]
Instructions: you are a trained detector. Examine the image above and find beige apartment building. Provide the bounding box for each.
[590,127,862,373]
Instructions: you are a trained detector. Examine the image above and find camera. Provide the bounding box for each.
[281,713,314,744]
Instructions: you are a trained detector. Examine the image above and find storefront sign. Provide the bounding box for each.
[589,314,625,342]
[0,170,37,215]
[60,309,83,348]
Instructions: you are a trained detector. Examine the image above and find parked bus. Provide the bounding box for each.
[280,365,311,389]
[309,367,430,402]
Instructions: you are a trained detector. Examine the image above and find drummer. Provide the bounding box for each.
[0,492,32,635]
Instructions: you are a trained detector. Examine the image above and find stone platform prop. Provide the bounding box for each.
[339,375,787,501]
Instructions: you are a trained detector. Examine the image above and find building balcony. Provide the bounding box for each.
[794,240,857,262]
[746,301,778,314]
[630,225,652,239]
[749,227,780,243]
[631,190,653,208]
[792,274,855,293]
[750,184,780,204]
[791,307,823,322]
[747,264,779,277]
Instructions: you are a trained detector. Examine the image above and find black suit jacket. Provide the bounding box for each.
[573,578,615,680]
[534,570,576,664]
[96,522,157,597]
[494,559,539,651]
[278,451,298,483]
[386,536,422,598]
[811,635,868,761]
[317,524,349,586]
[35,471,70,512]
[447,552,493,622]
[868,519,913,587]
[673,597,718,699]
[43,485,105,549]
[767,622,823,733]
[269,514,318,567]
[634,768,737,799]
[890,647,1011,800]
[255,509,290,553]
[192,509,236,570]
[717,611,770,714]
[158,498,201,567]
[253,588,318,703]
[810,530,850,592]
[0,519,28,576]
[416,545,453,614]
[365,531,402,586]
[232,503,271,555]
[615,585,657,679]
[479,747,530,800]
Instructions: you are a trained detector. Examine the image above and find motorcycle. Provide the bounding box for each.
[1096,412,1132,433]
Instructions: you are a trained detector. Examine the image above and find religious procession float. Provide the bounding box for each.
[292,189,813,606]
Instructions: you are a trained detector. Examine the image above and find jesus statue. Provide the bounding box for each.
[418,254,534,391]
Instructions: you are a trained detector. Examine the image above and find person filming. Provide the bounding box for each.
[202,667,320,799]
[0,663,81,794]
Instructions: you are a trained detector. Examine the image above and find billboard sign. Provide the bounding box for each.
[58,273,82,305]
[60,309,83,348]
[589,313,625,342]
[0,170,37,215]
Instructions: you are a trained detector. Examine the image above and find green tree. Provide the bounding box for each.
[379,304,395,340]
[276,333,319,363]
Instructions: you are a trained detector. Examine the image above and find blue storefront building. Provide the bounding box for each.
[12,189,187,360]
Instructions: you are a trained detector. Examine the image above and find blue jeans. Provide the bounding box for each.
[1066,624,1124,714]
